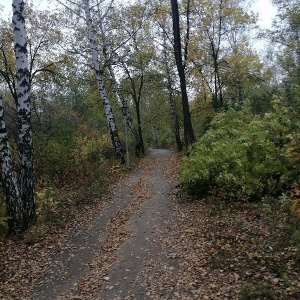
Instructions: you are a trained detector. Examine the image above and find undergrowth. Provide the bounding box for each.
[180,102,299,201]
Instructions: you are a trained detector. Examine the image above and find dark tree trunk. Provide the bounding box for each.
[170,0,195,147]
[135,100,145,157]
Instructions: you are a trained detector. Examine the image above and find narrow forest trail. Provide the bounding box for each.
[31,148,179,299]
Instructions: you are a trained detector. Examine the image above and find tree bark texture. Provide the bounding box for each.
[170,0,195,147]
[12,0,36,229]
[0,96,23,232]
[83,0,125,164]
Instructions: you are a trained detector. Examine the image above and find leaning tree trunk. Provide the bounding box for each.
[83,0,125,164]
[107,64,141,147]
[100,30,141,157]
[98,21,141,153]
[0,96,23,232]
[170,0,195,147]
[13,0,36,229]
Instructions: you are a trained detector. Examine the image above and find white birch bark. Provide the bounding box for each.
[98,21,140,146]
[0,96,23,231]
[83,0,124,163]
[12,0,36,228]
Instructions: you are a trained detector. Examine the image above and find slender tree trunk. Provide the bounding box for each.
[170,0,195,147]
[83,0,124,164]
[13,0,36,229]
[99,21,141,151]
[213,59,219,110]
[162,27,183,152]
[121,60,145,157]
[0,96,23,232]
[167,80,183,152]
[108,64,140,140]
[135,100,145,156]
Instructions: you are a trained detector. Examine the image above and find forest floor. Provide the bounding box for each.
[0,149,300,299]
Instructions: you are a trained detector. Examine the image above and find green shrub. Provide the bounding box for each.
[180,106,297,200]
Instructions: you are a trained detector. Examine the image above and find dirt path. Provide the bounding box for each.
[31,148,179,299]
[2,149,299,299]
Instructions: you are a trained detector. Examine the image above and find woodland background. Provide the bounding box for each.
[0,0,299,263]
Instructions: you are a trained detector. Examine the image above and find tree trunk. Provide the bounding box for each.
[108,64,140,141]
[83,0,124,164]
[0,96,23,232]
[134,100,145,157]
[162,27,183,152]
[170,0,195,147]
[13,0,36,229]
[109,61,142,157]
[99,20,141,154]
[121,59,145,157]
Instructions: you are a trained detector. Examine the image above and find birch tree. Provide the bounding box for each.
[83,0,124,163]
[13,0,36,228]
[0,0,36,232]
[95,5,141,156]
[0,95,23,231]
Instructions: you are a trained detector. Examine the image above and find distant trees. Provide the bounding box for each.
[107,1,159,156]
[2,0,298,233]
[271,0,300,108]
[188,0,260,110]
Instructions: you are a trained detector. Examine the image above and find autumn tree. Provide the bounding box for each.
[93,1,142,156]
[189,0,257,110]
[0,6,66,134]
[83,0,124,163]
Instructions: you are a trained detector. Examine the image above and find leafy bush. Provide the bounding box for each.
[180,105,297,200]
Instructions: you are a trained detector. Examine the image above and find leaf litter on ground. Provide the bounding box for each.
[0,152,299,299]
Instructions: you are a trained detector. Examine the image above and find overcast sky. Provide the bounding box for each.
[1,0,277,28]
